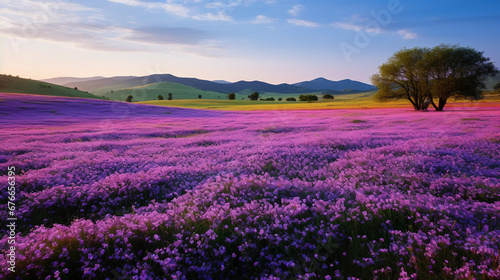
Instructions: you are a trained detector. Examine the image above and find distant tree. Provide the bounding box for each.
[372,44,497,111]
[74,87,78,90]
[286,97,296,101]
[158,95,164,100]
[228,93,236,100]
[198,94,202,99]
[494,82,500,91]
[248,92,260,101]
[278,97,282,101]
[323,93,335,100]
[261,97,275,101]
[167,93,173,100]
[126,95,133,102]
[299,94,318,102]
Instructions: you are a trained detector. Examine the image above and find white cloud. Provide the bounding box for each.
[398,29,417,39]
[108,0,190,17]
[193,12,232,21]
[252,15,275,24]
[0,0,222,55]
[333,22,383,34]
[332,22,363,32]
[288,4,304,17]
[287,19,320,27]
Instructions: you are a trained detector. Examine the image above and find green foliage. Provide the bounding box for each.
[158,95,164,100]
[248,92,260,101]
[286,97,296,101]
[198,94,202,99]
[260,97,275,101]
[299,94,318,102]
[278,98,282,101]
[228,93,236,100]
[125,95,133,102]
[372,44,498,111]
[167,93,173,100]
[323,93,334,100]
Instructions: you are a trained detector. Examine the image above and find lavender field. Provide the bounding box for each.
[0,93,499,279]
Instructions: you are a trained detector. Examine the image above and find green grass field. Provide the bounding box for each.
[139,89,500,110]
[0,75,104,99]
[103,81,228,101]
[103,81,326,102]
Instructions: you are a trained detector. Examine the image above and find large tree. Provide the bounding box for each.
[371,45,497,111]
[425,45,497,110]
[371,47,430,111]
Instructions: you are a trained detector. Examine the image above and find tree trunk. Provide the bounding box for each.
[437,98,447,111]
[429,99,438,110]
[409,97,420,111]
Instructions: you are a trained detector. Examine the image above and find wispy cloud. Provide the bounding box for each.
[252,15,275,24]
[122,27,208,45]
[398,29,417,39]
[108,0,190,17]
[332,22,383,34]
[0,0,222,55]
[287,19,320,28]
[287,4,304,17]
[193,11,232,22]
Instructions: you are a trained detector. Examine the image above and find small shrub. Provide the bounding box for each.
[323,94,334,100]
[299,95,318,102]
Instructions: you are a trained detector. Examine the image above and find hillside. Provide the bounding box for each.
[483,72,500,90]
[293,78,376,91]
[105,82,227,101]
[0,75,105,99]
[41,76,105,85]
[61,74,375,96]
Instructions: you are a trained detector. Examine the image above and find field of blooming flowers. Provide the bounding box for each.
[0,92,499,280]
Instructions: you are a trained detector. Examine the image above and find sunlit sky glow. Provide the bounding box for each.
[1,0,499,84]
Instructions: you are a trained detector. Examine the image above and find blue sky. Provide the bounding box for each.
[1,0,499,84]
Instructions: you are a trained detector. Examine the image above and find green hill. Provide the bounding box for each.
[483,73,500,91]
[104,81,228,101]
[0,74,105,99]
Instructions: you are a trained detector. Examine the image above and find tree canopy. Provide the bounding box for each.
[299,94,318,102]
[248,92,259,101]
[371,45,497,111]
[227,93,236,100]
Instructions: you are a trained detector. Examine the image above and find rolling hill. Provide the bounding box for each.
[60,74,376,96]
[483,73,500,90]
[41,76,105,85]
[0,75,105,99]
[104,82,228,101]
[293,77,377,91]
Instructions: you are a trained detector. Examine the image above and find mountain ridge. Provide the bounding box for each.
[56,74,376,96]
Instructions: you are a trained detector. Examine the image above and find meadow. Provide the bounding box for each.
[0,93,499,279]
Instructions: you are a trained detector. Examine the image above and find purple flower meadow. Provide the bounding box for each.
[0,93,499,279]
